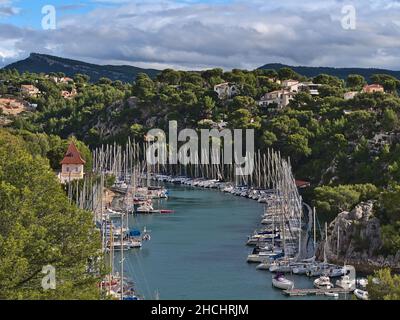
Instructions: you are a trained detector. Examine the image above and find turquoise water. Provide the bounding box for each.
[116,184,332,300]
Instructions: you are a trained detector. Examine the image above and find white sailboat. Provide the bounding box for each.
[272,273,294,290]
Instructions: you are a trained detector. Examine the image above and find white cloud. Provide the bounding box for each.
[1,0,400,70]
[0,0,19,16]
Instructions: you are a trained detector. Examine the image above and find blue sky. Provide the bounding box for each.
[1,0,400,70]
[2,0,234,28]
[1,0,117,28]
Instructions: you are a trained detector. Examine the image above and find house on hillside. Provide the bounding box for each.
[282,79,300,91]
[20,84,40,97]
[266,77,281,85]
[258,77,324,110]
[0,98,29,115]
[46,75,74,84]
[61,88,78,99]
[58,142,86,183]
[282,80,321,95]
[214,82,239,99]
[258,90,296,109]
[362,84,384,94]
[298,82,321,95]
[344,91,359,100]
[58,77,74,84]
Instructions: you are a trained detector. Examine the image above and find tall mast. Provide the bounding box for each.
[313,207,317,252]
[337,225,340,256]
[323,222,328,264]
[298,207,301,258]
[120,212,124,300]
[109,220,113,297]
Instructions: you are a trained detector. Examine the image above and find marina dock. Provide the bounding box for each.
[283,288,351,297]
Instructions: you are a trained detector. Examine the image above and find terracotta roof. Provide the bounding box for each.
[295,180,310,188]
[363,84,384,91]
[60,142,86,165]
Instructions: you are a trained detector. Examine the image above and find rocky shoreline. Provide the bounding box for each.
[316,201,400,273]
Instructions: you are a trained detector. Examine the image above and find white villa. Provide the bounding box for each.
[258,90,296,109]
[214,82,240,99]
[344,91,359,100]
[259,79,321,109]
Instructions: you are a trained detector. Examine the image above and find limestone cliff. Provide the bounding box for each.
[316,202,400,272]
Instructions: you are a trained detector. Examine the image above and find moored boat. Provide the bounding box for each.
[324,292,339,298]
[314,276,333,289]
[272,273,294,290]
[335,275,356,291]
[353,289,369,300]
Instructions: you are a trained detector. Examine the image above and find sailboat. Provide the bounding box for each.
[136,200,160,214]
[306,223,345,277]
[272,273,294,290]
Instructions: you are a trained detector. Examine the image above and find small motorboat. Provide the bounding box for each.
[336,275,355,291]
[256,261,272,270]
[314,276,333,289]
[136,203,160,214]
[128,238,142,248]
[356,278,368,288]
[354,289,369,300]
[272,273,294,290]
[324,292,339,299]
[105,209,124,219]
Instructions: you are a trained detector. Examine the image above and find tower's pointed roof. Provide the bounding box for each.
[60,142,86,165]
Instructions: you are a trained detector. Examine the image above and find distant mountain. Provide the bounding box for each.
[5,54,400,83]
[3,53,160,82]
[258,63,400,81]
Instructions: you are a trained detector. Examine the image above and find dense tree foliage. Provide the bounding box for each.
[0,129,102,299]
[368,268,400,300]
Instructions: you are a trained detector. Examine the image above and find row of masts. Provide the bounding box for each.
[67,140,306,257]
[92,139,300,191]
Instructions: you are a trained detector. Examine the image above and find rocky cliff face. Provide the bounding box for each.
[316,201,400,272]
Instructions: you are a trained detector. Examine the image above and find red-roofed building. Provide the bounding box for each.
[59,142,86,183]
[295,180,311,188]
[362,84,384,94]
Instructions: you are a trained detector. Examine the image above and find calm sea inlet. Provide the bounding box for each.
[113,184,339,300]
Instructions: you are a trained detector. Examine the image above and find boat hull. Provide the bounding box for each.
[272,278,294,290]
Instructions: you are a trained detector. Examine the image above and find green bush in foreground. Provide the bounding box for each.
[0,129,102,299]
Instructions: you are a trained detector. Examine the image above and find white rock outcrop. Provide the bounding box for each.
[316,201,400,272]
